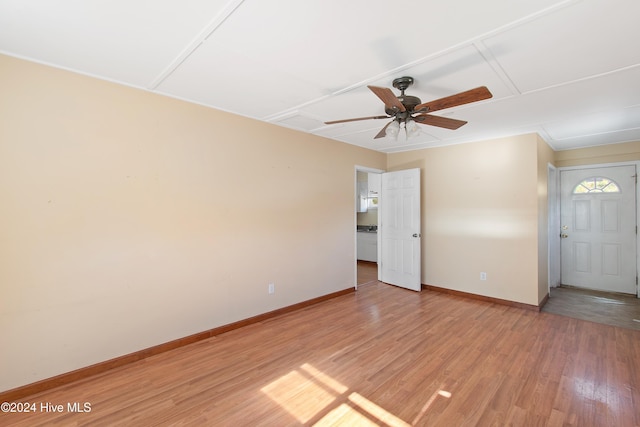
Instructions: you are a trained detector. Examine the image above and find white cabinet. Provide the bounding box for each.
[367,173,380,210]
[368,173,380,197]
[357,232,377,262]
[356,181,368,212]
[357,173,381,212]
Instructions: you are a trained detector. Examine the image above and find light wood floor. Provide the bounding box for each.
[357,260,379,287]
[3,263,639,426]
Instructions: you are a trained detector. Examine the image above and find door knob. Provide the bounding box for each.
[412,233,421,238]
[560,233,569,238]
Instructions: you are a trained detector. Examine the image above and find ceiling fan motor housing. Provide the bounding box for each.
[385,95,421,117]
[387,76,422,117]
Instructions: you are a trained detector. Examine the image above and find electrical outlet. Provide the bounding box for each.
[268,283,275,294]
[480,272,487,281]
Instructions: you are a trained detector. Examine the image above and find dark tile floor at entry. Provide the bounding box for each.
[542,286,640,331]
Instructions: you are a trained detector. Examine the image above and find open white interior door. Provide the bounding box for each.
[379,168,421,291]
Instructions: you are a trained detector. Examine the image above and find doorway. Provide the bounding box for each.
[557,163,638,296]
[354,167,422,292]
[545,162,639,327]
[355,166,383,289]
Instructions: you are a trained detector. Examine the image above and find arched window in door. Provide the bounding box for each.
[572,177,621,194]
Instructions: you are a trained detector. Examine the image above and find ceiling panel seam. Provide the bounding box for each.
[519,63,640,97]
[474,41,521,96]
[147,0,246,90]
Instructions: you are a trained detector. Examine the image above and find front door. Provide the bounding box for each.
[560,165,637,294]
[379,168,421,291]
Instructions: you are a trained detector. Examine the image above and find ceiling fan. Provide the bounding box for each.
[325,76,492,140]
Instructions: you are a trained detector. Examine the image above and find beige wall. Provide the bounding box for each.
[387,134,544,306]
[554,141,640,167]
[0,55,386,392]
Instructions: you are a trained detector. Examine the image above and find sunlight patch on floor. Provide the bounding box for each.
[348,392,411,427]
[260,370,337,423]
[412,387,452,425]
[261,362,451,426]
[314,403,381,426]
[300,363,348,394]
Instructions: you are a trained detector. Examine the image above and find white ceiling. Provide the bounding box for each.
[1,0,639,153]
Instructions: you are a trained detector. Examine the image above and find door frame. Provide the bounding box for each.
[354,166,384,290]
[554,161,640,297]
[548,163,560,291]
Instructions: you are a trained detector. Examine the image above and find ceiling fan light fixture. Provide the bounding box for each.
[405,119,420,138]
[385,120,400,140]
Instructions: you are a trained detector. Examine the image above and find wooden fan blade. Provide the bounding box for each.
[325,115,389,125]
[374,121,393,139]
[415,86,492,113]
[414,114,467,130]
[367,86,406,112]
